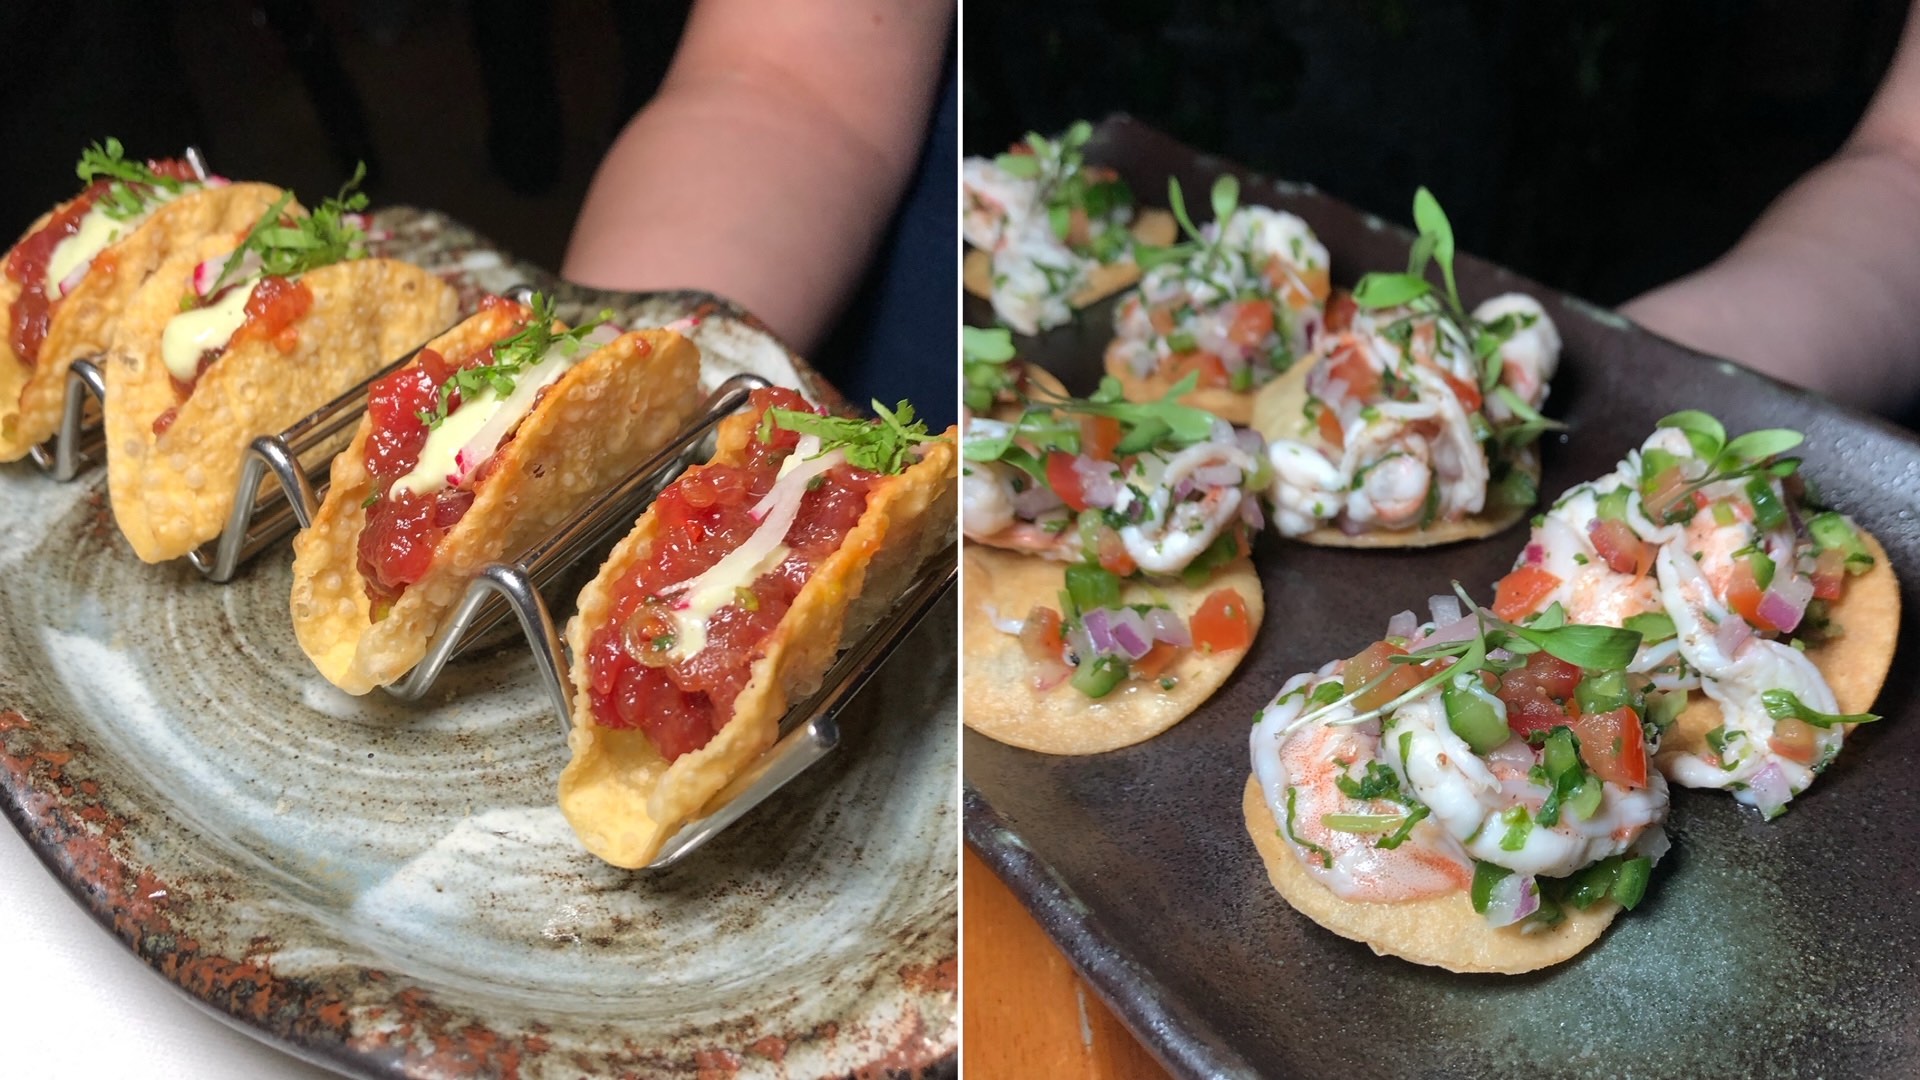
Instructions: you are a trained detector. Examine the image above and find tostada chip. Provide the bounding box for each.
[1246,596,1667,973]
[961,376,1266,753]
[1104,175,1331,426]
[1487,413,1900,818]
[0,139,283,460]
[558,391,956,868]
[104,168,460,561]
[963,121,1177,335]
[290,295,703,694]
[1250,190,1562,546]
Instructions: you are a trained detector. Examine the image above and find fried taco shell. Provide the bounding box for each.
[962,545,1263,754]
[963,209,1178,315]
[290,308,703,694]
[558,409,958,868]
[1657,530,1900,768]
[0,183,285,461]
[1249,358,1536,547]
[1241,775,1617,974]
[106,249,459,562]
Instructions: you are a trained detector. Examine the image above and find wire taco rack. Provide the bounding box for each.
[26,272,955,868]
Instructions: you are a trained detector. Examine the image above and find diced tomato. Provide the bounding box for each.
[1227,300,1275,347]
[1504,693,1569,737]
[1325,345,1381,401]
[1095,526,1137,576]
[1769,717,1819,765]
[1811,548,1848,601]
[1171,350,1231,389]
[1315,406,1345,450]
[1343,640,1429,712]
[1046,451,1089,512]
[1079,415,1123,462]
[1019,606,1064,665]
[1588,518,1652,577]
[1131,641,1181,680]
[1497,651,1582,737]
[1435,367,1482,413]
[1571,707,1648,788]
[1149,307,1176,336]
[1324,290,1357,333]
[1725,556,1778,634]
[232,275,313,354]
[1492,565,1562,622]
[1192,588,1254,654]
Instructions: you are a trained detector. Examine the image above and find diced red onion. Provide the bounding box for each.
[1108,608,1153,660]
[1072,456,1122,508]
[1428,594,1463,628]
[1748,763,1792,818]
[583,322,622,346]
[1386,609,1419,640]
[1488,647,1514,664]
[1209,418,1235,444]
[1425,613,1481,646]
[1191,463,1244,488]
[1083,608,1117,656]
[1757,573,1814,634]
[1716,613,1754,658]
[57,262,89,299]
[1239,494,1264,530]
[1235,428,1266,456]
[1012,483,1064,518]
[664,315,703,335]
[1147,608,1191,647]
[1524,543,1545,566]
[1483,872,1539,928]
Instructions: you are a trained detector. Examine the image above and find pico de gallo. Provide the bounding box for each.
[1490,413,1882,818]
[151,165,373,436]
[1109,175,1330,395]
[7,139,209,369]
[356,294,618,615]
[583,391,942,761]
[964,121,1147,335]
[1264,189,1562,537]
[1251,589,1669,929]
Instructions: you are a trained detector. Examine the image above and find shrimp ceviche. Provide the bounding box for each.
[1489,413,1891,818]
[1250,592,1668,958]
[963,121,1169,335]
[1107,176,1331,410]
[962,376,1263,700]
[1257,190,1563,542]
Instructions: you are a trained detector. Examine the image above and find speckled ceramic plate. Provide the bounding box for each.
[0,208,956,1079]
[964,117,1920,1079]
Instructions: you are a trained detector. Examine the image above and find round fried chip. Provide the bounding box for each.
[1246,352,1535,547]
[962,546,1263,754]
[105,247,460,562]
[964,209,1177,312]
[1658,529,1900,767]
[290,310,704,694]
[0,183,285,460]
[1241,775,1620,974]
[557,414,958,869]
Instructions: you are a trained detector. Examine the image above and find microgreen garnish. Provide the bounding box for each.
[764,399,941,476]
[993,121,1135,261]
[1330,759,1433,850]
[206,161,371,299]
[1760,689,1879,729]
[1644,411,1804,523]
[1283,786,1333,869]
[415,293,613,427]
[963,326,1019,415]
[1135,173,1241,272]
[75,137,189,221]
[961,372,1219,476]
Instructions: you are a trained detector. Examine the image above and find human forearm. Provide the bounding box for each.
[562,0,950,354]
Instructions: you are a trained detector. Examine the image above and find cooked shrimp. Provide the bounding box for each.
[1115,442,1257,573]
[1472,293,1561,413]
[1267,440,1346,536]
[962,461,1019,538]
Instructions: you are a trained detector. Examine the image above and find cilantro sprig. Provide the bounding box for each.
[763,399,941,475]
[76,137,189,222]
[416,293,614,428]
[206,162,371,299]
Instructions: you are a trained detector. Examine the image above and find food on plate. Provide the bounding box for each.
[1105,175,1331,424]
[1252,189,1561,546]
[961,377,1266,753]
[0,139,285,461]
[1245,593,1667,973]
[963,121,1177,335]
[558,391,956,867]
[1488,412,1899,818]
[290,294,703,694]
[104,167,459,561]
[962,325,1065,423]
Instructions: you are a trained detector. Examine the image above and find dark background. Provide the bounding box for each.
[0,0,956,418]
[965,0,1907,310]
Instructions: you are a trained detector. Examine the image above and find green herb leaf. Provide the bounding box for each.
[1760,689,1879,729]
[1621,611,1676,645]
[75,137,191,222]
[769,398,942,476]
[418,293,612,427]
[1510,622,1642,672]
[1718,428,1804,470]
[206,161,370,298]
[1410,186,1460,315]
[1210,174,1241,228]
[1658,409,1726,460]
[1351,272,1433,310]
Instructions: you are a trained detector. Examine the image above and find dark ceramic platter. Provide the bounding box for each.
[964,117,1920,1079]
[0,209,956,1079]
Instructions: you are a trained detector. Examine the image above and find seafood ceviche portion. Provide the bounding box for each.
[1107,176,1331,417]
[963,121,1173,335]
[1248,592,1668,971]
[1488,413,1893,818]
[1255,189,1562,544]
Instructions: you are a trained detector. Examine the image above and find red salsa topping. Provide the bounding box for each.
[584,387,881,762]
[153,275,315,436]
[6,158,198,369]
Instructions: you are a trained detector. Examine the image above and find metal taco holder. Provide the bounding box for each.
[26,259,956,866]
